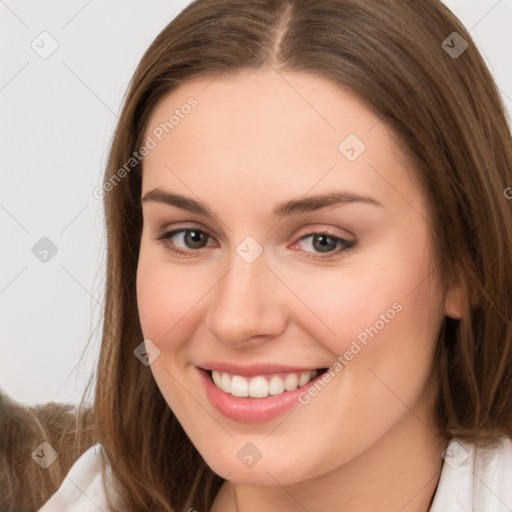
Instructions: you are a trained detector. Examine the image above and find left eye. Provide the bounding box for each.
[293,232,355,256]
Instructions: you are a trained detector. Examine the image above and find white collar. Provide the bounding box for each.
[430,436,512,511]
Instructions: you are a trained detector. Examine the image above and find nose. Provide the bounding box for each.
[205,248,287,347]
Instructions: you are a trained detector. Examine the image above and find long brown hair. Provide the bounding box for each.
[0,391,97,511]
[86,0,512,510]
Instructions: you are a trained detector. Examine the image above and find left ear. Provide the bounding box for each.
[443,274,468,319]
[444,285,467,320]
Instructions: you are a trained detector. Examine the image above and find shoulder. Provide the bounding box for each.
[430,436,512,512]
[37,443,123,512]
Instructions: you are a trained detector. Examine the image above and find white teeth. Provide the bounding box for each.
[231,375,248,397]
[298,371,312,386]
[283,373,299,391]
[268,375,284,395]
[248,376,269,398]
[212,370,222,388]
[210,370,319,398]
[221,372,231,393]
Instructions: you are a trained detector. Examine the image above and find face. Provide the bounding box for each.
[136,68,463,486]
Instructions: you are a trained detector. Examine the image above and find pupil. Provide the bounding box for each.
[185,230,206,249]
[313,235,337,253]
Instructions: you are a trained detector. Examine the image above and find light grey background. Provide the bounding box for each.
[1,0,511,407]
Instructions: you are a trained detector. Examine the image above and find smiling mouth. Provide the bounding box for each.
[207,368,329,398]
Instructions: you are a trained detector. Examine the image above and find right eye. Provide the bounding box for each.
[154,228,216,256]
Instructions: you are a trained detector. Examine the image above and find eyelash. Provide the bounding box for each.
[154,227,356,260]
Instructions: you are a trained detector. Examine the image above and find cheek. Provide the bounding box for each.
[136,248,214,351]
[136,252,183,346]
[287,239,443,359]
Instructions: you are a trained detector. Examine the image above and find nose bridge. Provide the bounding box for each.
[206,246,285,345]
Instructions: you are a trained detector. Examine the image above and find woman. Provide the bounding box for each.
[34,0,512,511]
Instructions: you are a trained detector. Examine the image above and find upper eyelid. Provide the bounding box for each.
[159,222,352,235]
[156,220,355,238]
[159,226,355,247]
[160,226,217,243]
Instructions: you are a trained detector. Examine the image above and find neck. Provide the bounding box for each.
[211,408,448,512]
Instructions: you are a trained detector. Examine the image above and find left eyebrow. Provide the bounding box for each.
[272,191,384,217]
[141,189,384,218]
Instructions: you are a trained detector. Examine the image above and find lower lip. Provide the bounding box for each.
[198,367,326,423]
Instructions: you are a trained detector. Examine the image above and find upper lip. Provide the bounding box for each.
[197,361,326,377]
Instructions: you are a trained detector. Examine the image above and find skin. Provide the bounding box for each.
[136,67,465,512]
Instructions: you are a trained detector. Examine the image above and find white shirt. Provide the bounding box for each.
[37,444,123,512]
[38,437,512,511]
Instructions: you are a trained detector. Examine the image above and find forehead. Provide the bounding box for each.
[144,68,380,153]
[141,68,425,216]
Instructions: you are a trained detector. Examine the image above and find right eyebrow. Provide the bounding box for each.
[141,189,210,215]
